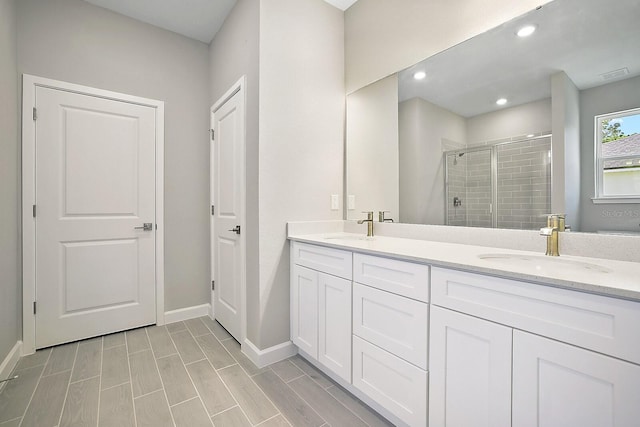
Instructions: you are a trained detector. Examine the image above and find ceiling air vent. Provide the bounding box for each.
[599,68,630,81]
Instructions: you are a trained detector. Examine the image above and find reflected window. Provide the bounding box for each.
[595,108,640,201]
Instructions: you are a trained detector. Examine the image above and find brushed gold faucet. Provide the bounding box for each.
[358,211,374,237]
[378,211,394,223]
[540,214,566,256]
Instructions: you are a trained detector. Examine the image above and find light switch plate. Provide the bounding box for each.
[348,195,355,210]
[331,194,339,210]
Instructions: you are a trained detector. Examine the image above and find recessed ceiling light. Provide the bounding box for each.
[413,71,427,80]
[517,25,536,37]
[496,98,508,106]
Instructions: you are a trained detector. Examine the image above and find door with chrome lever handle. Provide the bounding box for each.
[229,225,241,235]
[134,223,153,231]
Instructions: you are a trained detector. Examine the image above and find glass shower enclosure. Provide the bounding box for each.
[444,135,552,230]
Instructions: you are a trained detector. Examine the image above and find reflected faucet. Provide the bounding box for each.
[358,212,374,237]
[378,211,394,223]
[540,214,566,256]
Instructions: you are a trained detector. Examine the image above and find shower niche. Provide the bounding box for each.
[445,135,552,230]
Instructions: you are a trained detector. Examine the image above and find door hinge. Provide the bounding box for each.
[210,129,214,140]
[32,205,36,218]
[211,205,215,215]
[33,107,37,121]
[212,280,215,291]
[33,301,36,315]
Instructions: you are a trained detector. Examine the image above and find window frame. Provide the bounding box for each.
[593,107,640,204]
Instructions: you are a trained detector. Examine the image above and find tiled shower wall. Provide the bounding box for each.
[496,137,551,229]
[446,137,551,230]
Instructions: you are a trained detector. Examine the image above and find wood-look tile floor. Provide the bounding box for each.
[0,317,393,427]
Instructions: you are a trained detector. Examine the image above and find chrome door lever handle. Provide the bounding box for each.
[228,225,241,235]
[134,223,153,231]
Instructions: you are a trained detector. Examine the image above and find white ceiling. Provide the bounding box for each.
[398,0,640,118]
[83,0,358,44]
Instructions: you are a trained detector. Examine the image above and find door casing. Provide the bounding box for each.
[21,74,165,355]
[210,76,247,346]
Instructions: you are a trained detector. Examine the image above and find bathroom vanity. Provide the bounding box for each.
[288,230,640,427]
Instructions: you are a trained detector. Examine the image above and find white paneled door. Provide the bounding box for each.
[33,85,159,349]
[211,81,245,342]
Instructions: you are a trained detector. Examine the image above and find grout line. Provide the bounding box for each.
[100,380,130,392]
[213,362,238,372]
[0,417,22,426]
[132,385,166,401]
[186,323,257,424]
[96,337,104,427]
[283,373,306,384]
[253,413,292,427]
[69,373,101,386]
[17,348,53,425]
[167,395,199,408]
[144,328,178,427]
[56,344,79,426]
[279,371,327,426]
[208,404,239,418]
[152,351,179,361]
[124,331,139,427]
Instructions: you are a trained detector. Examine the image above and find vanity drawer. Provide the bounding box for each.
[353,335,427,427]
[353,283,428,369]
[431,267,640,364]
[354,253,429,302]
[292,241,352,280]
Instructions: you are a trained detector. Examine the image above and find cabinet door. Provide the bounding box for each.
[318,273,351,382]
[291,264,318,358]
[513,331,640,427]
[429,306,512,427]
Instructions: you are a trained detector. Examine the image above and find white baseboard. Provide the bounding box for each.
[164,303,211,324]
[242,339,297,368]
[0,341,22,391]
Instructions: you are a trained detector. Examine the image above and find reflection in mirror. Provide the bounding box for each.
[346,0,640,232]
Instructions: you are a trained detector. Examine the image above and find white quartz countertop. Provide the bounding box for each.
[288,232,640,302]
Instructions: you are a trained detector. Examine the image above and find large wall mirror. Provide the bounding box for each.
[345,0,640,233]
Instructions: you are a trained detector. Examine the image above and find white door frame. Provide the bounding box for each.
[21,74,165,355]
[211,76,247,345]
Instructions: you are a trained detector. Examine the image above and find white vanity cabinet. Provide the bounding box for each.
[430,267,640,427]
[290,242,352,382]
[351,253,430,427]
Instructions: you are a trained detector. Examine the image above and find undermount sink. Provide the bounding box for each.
[477,253,612,274]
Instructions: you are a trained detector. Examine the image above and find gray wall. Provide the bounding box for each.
[0,0,20,365]
[208,0,261,346]
[580,75,640,233]
[17,0,211,311]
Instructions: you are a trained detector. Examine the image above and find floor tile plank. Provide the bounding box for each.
[253,370,324,427]
[103,332,125,349]
[156,354,197,406]
[201,318,232,341]
[21,370,71,427]
[258,414,293,427]
[129,350,163,397]
[134,389,173,427]
[14,349,50,371]
[0,365,44,422]
[171,398,213,427]
[184,318,210,337]
[221,339,268,376]
[60,376,100,427]
[326,385,393,427]
[126,328,151,354]
[289,376,367,427]
[71,339,102,382]
[211,406,251,427]
[171,330,206,364]
[218,365,278,425]
[185,360,235,416]
[196,334,235,369]
[98,382,135,427]
[290,356,334,389]
[166,321,187,334]
[146,326,177,359]
[270,359,304,382]
[42,343,77,376]
[101,345,130,390]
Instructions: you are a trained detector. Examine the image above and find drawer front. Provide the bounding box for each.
[292,241,352,280]
[354,253,429,302]
[353,283,428,369]
[353,336,427,427]
[432,267,640,364]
